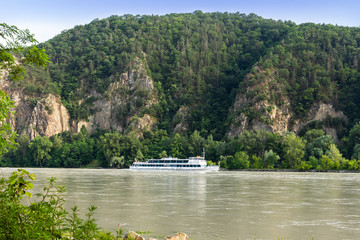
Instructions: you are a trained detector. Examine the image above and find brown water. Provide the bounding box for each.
[2,168,360,240]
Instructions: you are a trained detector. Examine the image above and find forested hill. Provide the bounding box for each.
[3,11,360,168]
[38,11,292,139]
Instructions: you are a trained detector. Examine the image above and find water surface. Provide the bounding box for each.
[2,168,360,240]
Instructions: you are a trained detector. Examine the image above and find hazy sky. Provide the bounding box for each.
[1,0,359,43]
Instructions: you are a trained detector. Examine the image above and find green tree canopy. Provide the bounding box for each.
[305,135,335,160]
[282,132,305,168]
[28,136,53,167]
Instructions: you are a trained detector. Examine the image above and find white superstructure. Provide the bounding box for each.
[130,155,219,171]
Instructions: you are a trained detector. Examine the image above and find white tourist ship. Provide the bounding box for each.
[130,152,219,171]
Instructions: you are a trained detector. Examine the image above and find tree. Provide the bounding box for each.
[348,122,360,158]
[228,151,249,169]
[282,132,305,168]
[305,135,335,159]
[251,154,263,168]
[28,136,53,167]
[318,155,335,170]
[303,129,325,144]
[170,133,187,158]
[110,156,125,168]
[159,150,167,158]
[0,91,16,155]
[352,144,360,160]
[263,149,280,168]
[326,144,344,169]
[0,23,49,80]
[188,130,205,156]
[309,156,319,169]
[99,132,123,167]
[0,23,49,155]
[135,149,144,162]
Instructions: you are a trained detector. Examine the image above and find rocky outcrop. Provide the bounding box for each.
[172,106,190,134]
[0,72,70,140]
[228,67,292,137]
[123,231,146,240]
[25,94,70,139]
[72,56,158,136]
[228,66,347,139]
[122,232,188,240]
[1,55,157,140]
[164,233,188,240]
[292,103,347,142]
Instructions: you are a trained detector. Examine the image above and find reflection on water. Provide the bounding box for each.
[1,168,360,240]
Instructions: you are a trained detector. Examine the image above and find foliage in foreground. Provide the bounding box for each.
[0,169,121,239]
[0,23,50,156]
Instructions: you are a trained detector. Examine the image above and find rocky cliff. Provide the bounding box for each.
[0,56,157,140]
[0,68,71,139]
[228,66,292,137]
[73,56,157,137]
[228,66,348,140]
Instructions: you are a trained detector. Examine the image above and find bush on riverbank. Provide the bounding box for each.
[0,169,121,239]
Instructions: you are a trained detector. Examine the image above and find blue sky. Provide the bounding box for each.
[1,0,359,43]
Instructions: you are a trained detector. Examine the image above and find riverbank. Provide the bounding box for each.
[220,168,360,173]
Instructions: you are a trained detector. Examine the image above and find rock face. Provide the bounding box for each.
[25,94,70,139]
[292,103,347,142]
[0,77,70,140]
[73,56,157,136]
[0,55,157,140]
[172,106,190,134]
[228,67,292,137]
[228,66,347,139]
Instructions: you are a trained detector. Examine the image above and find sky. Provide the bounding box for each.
[1,0,360,43]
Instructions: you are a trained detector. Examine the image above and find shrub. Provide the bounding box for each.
[0,169,119,239]
[297,161,311,171]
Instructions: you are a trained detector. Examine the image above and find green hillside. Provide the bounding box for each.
[33,12,360,135]
[3,12,360,169]
[34,12,294,138]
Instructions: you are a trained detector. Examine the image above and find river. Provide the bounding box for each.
[1,168,360,240]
